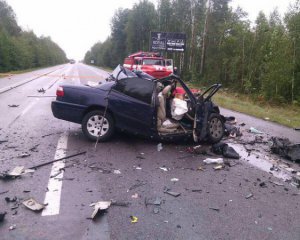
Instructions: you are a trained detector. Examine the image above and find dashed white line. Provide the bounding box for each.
[42,133,68,216]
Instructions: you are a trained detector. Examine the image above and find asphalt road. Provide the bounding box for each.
[0,63,299,240]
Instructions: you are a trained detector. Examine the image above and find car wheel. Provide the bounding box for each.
[207,113,224,143]
[82,110,114,142]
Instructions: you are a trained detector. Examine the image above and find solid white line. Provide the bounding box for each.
[42,133,68,216]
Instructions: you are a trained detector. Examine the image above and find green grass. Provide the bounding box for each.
[188,83,300,128]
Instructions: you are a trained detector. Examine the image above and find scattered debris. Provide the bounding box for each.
[5,196,17,203]
[22,198,47,211]
[111,200,130,207]
[0,190,9,195]
[130,215,138,223]
[213,165,224,170]
[171,178,179,182]
[191,189,202,193]
[153,207,160,214]
[0,212,6,222]
[249,127,264,134]
[29,151,86,169]
[270,137,300,162]
[269,181,284,186]
[9,225,16,231]
[29,144,39,152]
[134,167,142,170]
[209,207,220,212]
[8,166,25,177]
[159,167,168,172]
[90,201,111,219]
[145,197,162,207]
[0,140,8,144]
[113,170,121,174]
[131,193,139,199]
[128,180,147,191]
[164,187,181,197]
[212,142,240,159]
[18,153,31,158]
[37,88,46,93]
[294,128,300,131]
[203,158,224,164]
[187,145,210,154]
[259,182,267,188]
[245,193,253,199]
[157,143,163,152]
[8,104,19,108]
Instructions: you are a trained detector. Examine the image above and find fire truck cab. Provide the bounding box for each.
[123,51,174,79]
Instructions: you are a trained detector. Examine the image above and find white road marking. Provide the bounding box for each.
[42,133,68,216]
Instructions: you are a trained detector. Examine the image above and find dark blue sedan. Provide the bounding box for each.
[51,65,224,143]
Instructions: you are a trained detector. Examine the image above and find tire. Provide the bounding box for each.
[207,113,224,143]
[82,110,114,142]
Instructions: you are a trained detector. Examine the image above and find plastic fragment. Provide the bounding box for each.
[249,127,264,134]
[170,178,179,182]
[90,201,111,219]
[159,167,168,172]
[157,143,163,152]
[213,165,223,170]
[22,198,47,211]
[130,215,138,223]
[203,158,223,164]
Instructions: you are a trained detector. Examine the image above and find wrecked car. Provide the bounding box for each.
[51,65,225,143]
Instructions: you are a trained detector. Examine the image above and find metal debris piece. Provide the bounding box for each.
[8,104,19,108]
[22,198,47,211]
[111,201,130,207]
[130,215,138,223]
[29,151,86,169]
[191,189,202,193]
[18,153,31,158]
[0,190,9,195]
[269,181,284,186]
[164,190,181,197]
[209,207,220,211]
[5,197,17,203]
[0,212,6,222]
[0,140,8,144]
[259,182,267,188]
[135,167,142,170]
[37,88,46,93]
[245,193,253,199]
[90,201,111,219]
[170,178,179,182]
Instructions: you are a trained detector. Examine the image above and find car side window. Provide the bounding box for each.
[113,77,154,104]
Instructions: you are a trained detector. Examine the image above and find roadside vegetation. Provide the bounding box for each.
[0,0,67,73]
[85,0,300,107]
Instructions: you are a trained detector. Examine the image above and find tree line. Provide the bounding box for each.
[0,0,67,73]
[84,0,300,104]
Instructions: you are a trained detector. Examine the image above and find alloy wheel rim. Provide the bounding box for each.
[209,118,223,139]
[87,115,109,137]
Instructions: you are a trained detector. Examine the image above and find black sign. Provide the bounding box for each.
[150,32,186,52]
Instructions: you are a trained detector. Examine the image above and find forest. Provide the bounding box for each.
[84,0,300,104]
[0,0,67,73]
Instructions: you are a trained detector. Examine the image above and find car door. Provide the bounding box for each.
[108,77,156,136]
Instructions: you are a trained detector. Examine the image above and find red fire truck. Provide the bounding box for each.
[123,51,175,79]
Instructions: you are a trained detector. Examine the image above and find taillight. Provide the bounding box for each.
[56,86,64,97]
